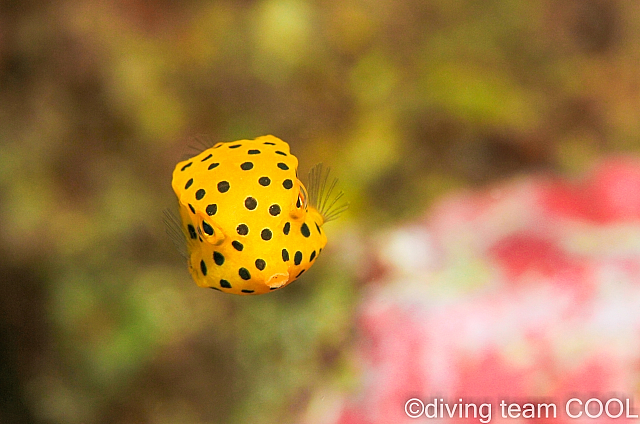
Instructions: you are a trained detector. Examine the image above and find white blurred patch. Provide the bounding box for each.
[381,227,436,273]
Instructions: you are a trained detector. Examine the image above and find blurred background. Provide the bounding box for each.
[1,1,640,423]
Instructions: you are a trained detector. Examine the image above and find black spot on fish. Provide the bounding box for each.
[259,176,271,186]
[261,228,272,241]
[236,224,249,235]
[218,181,230,193]
[269,204,281,216]
[206,204,217,216]
[245,197,257,210]
[239,267,251,280]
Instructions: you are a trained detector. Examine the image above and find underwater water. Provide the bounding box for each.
[1,1,640,423]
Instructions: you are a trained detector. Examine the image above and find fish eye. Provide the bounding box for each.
[297,186,308,210]
[202,220,215,237]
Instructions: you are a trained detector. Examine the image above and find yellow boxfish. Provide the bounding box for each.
[166,135,347,295]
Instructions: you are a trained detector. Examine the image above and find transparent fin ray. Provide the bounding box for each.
[181,134,217,161]
[163,208,188,259]
[307,163,349,223]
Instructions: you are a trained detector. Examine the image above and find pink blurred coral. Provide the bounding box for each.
[325,159,640,424]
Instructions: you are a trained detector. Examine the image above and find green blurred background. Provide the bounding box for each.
[1,1,639,423]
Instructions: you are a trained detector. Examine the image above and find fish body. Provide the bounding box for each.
[171,135,333,294]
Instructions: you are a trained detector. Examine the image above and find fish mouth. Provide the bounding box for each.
[266,272,289,289]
